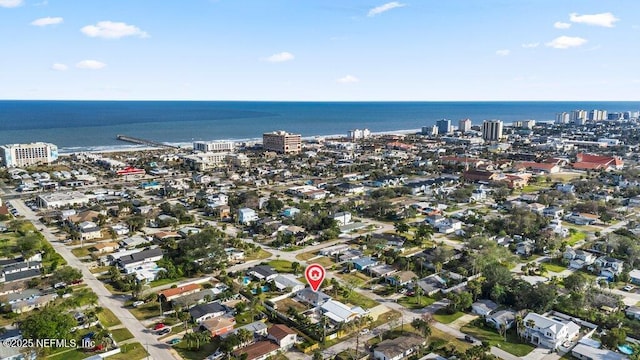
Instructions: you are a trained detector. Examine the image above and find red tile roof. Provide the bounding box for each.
[233,340,279,360]
[158,284,201,299]
[267,324,296,341]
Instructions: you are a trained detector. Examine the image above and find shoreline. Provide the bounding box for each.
[57,128,424,155]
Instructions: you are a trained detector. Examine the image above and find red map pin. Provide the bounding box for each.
[305,264,326,292]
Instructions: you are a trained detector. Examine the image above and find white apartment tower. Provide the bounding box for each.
[347,129,371,141]
[262,131,302,154]
[193,141,235,153]
[0,142,59,168]
[458,118,472,133]
[482,120,503,141]
[555,112,570,124]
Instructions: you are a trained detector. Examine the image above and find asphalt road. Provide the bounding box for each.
[11,199,175,360]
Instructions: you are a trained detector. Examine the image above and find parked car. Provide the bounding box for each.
[132,301,145,308]
[624,284,635,291]
[153,323,166,330]
[167,338,181,345]
[464,335,474,343]
[359,329,370,335]
[157,328,171,336]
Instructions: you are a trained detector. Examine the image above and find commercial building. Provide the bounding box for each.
[571,110,588,125]
[262,131,301,154]
[192,141,235,153]
[436,119,452,135]
[589,109,607,121]
[458,118,472,133]
[482,120,503,141]
[0,142,58,168]
[37,191,90,209]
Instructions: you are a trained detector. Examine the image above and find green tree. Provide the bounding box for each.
[20,307,75,343]
[50,266,82,284]
[601,328,626,349]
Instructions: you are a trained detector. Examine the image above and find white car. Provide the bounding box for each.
[623,285,635,292]
[132,301,145,307]
[359,329,370,335]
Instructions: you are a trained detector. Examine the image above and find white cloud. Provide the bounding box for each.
[569,12,619,28]
[554,21,571,29]
[50,63,68,71]
[263,52,295,63]
[0,0,22,8]
[496,49,510,56]
[521,43,539,48]
[31,17,63,26]
[545,36,588,49]
[75,60,107,70]
[367,2,406,17]
[337,75,359,84]
[81,21,149,39]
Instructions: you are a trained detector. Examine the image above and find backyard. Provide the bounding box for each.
[461,322,534,357]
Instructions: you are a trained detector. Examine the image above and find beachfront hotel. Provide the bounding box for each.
[0,142,59,168]
[482,120,503,141]
[193,141,235,153]
[262,131,302,154]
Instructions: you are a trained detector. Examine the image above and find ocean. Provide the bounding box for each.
[0,101,638,153]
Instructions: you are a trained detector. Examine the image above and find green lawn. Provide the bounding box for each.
[46,348,92,360]
[336,272,371,286]
[89,266,111,274]
[337,290,379,309]
[97,308,121,328]
[295,250,318,261]
[244,249,272,261]
[267,259,294,273]
[566,231,587,246]
[461,324,534,357]
[433,309,465,324]
[71,247,91,258]
[149,277,184,287]
[175,339,220,360]
[111,328,134,342]
[309,256,334,268]
[129,302,163,320]
[543,262,567,273]
[397,295,435,309]
[430,326,473,352]
[109,342,149,360]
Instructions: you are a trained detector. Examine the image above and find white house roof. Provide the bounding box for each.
[320,300,366,323]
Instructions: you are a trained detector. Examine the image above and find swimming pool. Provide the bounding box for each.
[242,276,251,285]
[618,344,634,355]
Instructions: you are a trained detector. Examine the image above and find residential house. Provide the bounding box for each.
[625,306,640,321]
[571,343,628,360]
[415,275,447,296]
[267,324,297,350]
[90,242,119,254]
[320,299,368,324]
[247,265,278,281]
[386,271,418,287]
[281,207,300,218]
[566,213,599,226]
[200,316,235,337]
[556,184,575,194]
[295,288,330,307]
[593,257,624,280]
[471,299,498,316]
[110,224,129,236]
[319,244,350,257]
[238,208,258,224]
[225,321,268,339]
[515,240,535,256]
[521,312,580,349]
[232,340,279,360]
[486,309,516,330]
[119,235,150,249]
[373,334,426,360]
[273,274,305,293]
[171,289,216,309]
[117,248,164,271]
[352,256,378,271]
[11,293,57,314]
[630,269,640,285]
[369,264,397,278]
[332,212,352,226]
[4,269,41,283]
[78,221,102,240]
[564,249,596,270]
[158,284,202,302]
[189,302,227,324]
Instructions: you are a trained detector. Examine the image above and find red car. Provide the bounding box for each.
[153,323,165,330]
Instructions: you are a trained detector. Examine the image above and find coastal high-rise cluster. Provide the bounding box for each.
[556,109,640,125]
[0,142,58,168]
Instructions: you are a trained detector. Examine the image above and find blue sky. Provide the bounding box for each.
[0,0,638,100]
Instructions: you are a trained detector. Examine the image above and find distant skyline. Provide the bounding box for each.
[1,0,639,101]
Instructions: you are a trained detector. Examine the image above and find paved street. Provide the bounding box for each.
[11,199,174,360]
